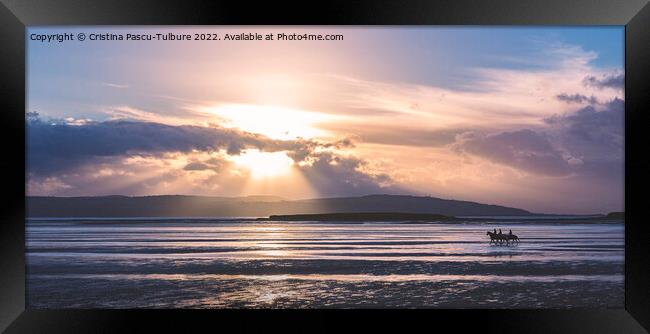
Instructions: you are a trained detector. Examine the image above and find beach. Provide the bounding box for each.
[26,218,624,308]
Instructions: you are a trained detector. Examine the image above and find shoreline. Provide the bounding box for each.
[26,214,625,224]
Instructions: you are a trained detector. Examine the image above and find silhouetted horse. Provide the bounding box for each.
[486,231,504,244]
[486,231,519,245]
[505,233,520,244]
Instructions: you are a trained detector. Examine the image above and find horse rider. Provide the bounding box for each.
[499,229,502,235]
[493,228,497,235]
[509,229,513,236]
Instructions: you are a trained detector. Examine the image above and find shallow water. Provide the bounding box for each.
[26,219,624,308]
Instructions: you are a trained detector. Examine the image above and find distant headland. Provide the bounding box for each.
[27,194,532,218]
[26,194,623,219]
[257,212,455,222]
[606,212,624,219]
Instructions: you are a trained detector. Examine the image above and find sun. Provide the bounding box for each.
[232,149,295,179]
[203,104,334,140]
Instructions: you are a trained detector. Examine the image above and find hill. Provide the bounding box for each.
[26,194,532,218]
[259,212,454,221]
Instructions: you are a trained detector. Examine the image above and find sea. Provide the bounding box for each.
[26,217,624,308]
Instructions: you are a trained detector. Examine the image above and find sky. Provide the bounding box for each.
[26,27,625,214]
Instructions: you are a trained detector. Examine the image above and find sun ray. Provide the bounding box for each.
[231,149,294,179]
[200,104,336,140]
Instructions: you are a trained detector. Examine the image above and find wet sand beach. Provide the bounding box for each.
[26,218,624,308]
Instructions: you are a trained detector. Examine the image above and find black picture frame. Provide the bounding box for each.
[1,0,648,332]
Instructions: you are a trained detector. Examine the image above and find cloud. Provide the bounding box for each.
[183,162,212,171]
[453,129,574,177]
[27,153,243,197]
[545,98,623,146]
[27,176,72,195]
[26,114,398,198]
[555,93,598,104]
[183,157,226,171]
[102,105,219,127]
[26,115,334,177]
[296,151,401,197]
[101,82,129,89]
[26,118,245,176]
[453,98,624,180]
[582,73,624,90]
[320,122,464,148]
[544,98,624,176]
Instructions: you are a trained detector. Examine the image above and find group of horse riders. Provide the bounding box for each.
[486,228,519,245]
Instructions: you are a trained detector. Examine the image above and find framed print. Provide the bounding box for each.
[1,0,649,333]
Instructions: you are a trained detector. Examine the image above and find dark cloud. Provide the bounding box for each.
[555,93,598,104]
[285,137,356,162]
[26,116,331,176]
[27,118,249,175]
[582,73,624,90]
[545,98,624,177]
[545,98,623,148]
[183,162,212,171]
[296,152,401,197]
[454,129,573,177]
[454,98,624,179]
